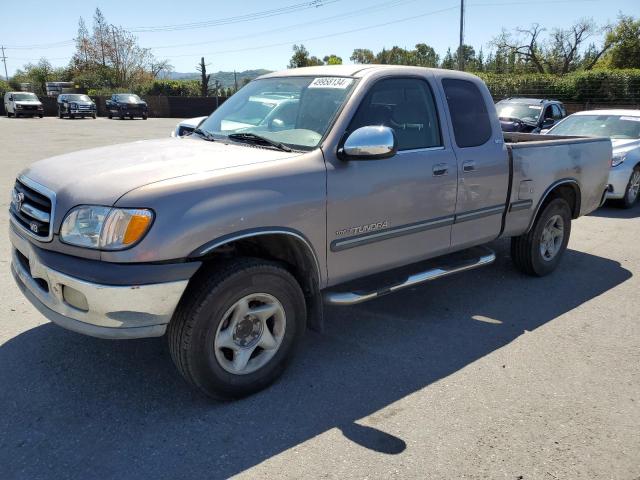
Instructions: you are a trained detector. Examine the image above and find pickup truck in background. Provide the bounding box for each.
[9,66,611,399]
[57,94,97,119]
[105,93,148,120]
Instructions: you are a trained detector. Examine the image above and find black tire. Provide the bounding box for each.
[92,113,97,119]
[6,110,11,117]
[108,113,112,119]
[70,114,75,119]
[58,108,63,119]
[119,115,125,120]
[168,258,306,400]
[142,115,147,120]
[511,197,572,277]
[614,166,640,209]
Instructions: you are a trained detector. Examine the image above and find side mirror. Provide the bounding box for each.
[542,118,555,128]
[339,126,397,161]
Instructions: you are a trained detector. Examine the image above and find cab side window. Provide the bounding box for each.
[347,78,441,151]
[551,104,563,120]
[442,78,492,148]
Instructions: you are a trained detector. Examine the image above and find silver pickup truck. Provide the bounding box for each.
[10,66,611,399]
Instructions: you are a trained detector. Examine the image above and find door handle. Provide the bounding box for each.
[433,163,449,176]
[462,161,476,172]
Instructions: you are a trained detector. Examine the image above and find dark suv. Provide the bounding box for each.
[57,94,97,119]
[495,98,566,133]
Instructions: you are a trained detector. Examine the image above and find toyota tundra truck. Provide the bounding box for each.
[9,66,612,399]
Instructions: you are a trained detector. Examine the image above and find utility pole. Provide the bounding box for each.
[1,46,8,81]
[233,70,238,93]
[458,0,465,71]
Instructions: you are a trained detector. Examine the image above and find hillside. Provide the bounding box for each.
[167,69,272,88]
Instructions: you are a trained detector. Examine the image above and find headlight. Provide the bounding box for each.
[611,153,626,167]
[60,206,154,250]
[16,104,23,109]
[70,102,78,108]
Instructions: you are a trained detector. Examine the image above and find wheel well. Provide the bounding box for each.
[544,182,581,219]
[192,233,324,331]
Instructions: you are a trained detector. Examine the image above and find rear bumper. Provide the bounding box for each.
[10,228,198,339]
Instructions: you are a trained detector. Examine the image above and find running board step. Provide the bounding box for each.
[324,246,496,306]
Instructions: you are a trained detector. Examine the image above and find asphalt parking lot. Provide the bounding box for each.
[0,117,638,480]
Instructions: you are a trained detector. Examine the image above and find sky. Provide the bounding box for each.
[0,0,638,76]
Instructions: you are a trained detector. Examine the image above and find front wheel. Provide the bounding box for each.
[617,167,640,209]
[168,259,306,400]
[511,197,572,277]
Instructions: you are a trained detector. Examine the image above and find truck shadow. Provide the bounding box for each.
[0,239,631,479]
[590,203,640,219]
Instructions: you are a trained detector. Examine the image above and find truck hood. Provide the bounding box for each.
[15,100,42,106]
[22,137,301,208]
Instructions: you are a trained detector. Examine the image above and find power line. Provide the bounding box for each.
[146,0,423,50]
[129,0,342,32]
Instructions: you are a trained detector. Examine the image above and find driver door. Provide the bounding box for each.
[325,76,458,285]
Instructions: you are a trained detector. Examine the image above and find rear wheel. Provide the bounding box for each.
[168,259,306,400]
[511,197,572,277]
[142,115,147,120]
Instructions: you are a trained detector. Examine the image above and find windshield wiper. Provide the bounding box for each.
[192,127,216,142]
[227,132,292,152]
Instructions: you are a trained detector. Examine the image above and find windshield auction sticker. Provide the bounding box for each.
[309,77,354,89]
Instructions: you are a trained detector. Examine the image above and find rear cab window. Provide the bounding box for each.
[442,78,492,148]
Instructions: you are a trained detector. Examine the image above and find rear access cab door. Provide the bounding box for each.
[437,75,510,250]
[324,70,459,285]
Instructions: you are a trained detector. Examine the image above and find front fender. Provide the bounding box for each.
[101,149,328,283]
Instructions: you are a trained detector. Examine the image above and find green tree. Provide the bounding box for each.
[12,58,69,95]
[350,48,375,64]
[196,57,211,96]
[440,48,456,69]
[413,43,439,67]
[323,54,343,65]
[288,44,324,68]
[601,14,640,68]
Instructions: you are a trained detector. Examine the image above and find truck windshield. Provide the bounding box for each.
[496,102,542,122]
[13,93,38,101]
[116,94,141,102]
[65,94,92,102]
[550,115,640,139]
[198,76,357,150]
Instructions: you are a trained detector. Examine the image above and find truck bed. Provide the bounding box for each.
[502,133,612,237]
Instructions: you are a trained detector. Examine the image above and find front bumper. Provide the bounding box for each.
[606,164,634,200]
[10,228,195,339]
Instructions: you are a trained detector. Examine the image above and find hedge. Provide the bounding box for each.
[477,69,640,103]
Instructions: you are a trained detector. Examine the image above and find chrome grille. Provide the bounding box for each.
[10,177,55,241]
